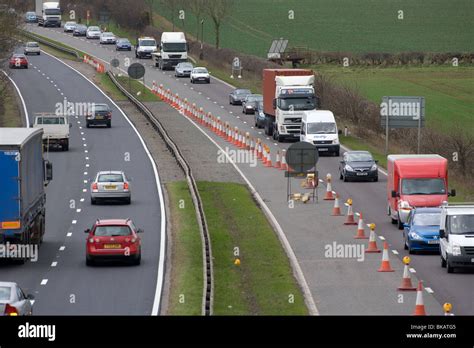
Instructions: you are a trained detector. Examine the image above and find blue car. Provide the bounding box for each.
[403,207,441,254]
[116,38,132,51]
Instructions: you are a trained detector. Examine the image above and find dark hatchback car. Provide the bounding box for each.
[86,103,112,128]
[242,94,263,114]
[339,151,378,182]
[115,38,132,51]
[73,24,87,36]
[229,88,251,105]
[25,11,37,23]
[254,101,265,128]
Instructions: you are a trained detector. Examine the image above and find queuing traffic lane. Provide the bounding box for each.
[1,50,164,314]
[26,25,472,314]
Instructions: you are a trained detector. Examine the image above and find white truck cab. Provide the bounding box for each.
[153,32,188,70]
[439,202,474,273]
[300,110,340,156]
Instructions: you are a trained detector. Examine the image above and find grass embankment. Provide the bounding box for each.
[0,79,22,127]
[198,182,308,315]
[166,182,203,315]
[154,0,473,56]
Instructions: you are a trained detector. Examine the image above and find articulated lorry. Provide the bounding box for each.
[262,69,318,142]
[152,32,187,70]
[0,128,53,263]
[35,0,61,27]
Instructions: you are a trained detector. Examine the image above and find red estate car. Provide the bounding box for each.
[9,54,28,69]
[85,219,143,266]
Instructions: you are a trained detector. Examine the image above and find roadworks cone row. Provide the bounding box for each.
[323,174,335,200]
[344,199,357,225]
[377,242,394,272]
[332,193,342,216]
[398,257,416,291]
[354,213,368,239]
[413,281,426,316]
[365,224,381,253]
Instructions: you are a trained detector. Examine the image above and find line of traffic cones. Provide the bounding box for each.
[344,198,358,225]
[323,174,335,200]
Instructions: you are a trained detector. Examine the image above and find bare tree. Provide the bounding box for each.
[159,0,179,31]
[0,0,22,63]
[185,0,206,40]
[144,0,154,26]
[205,0,233,48]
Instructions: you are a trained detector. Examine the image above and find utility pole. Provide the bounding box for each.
[200,19,204,60]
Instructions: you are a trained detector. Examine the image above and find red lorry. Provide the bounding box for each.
[387,154,456,229]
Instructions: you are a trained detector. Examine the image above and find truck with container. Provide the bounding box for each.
[0,128,53,263]
[35,0,61,27]
[32,113,71,151]
[262,69,318,142]
[152,32,188,70]
[387,154,456,229]
[439,202,474,273]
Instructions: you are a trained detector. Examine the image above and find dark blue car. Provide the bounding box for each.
[116,38,132,51]
[403,207,441,254]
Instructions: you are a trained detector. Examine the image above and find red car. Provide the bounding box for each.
[9,54,28,69]
[85,219,143,266]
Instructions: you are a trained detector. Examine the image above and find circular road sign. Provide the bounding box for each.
[286,141,319,173]
[110,58,120,68]
[128,63,145,79]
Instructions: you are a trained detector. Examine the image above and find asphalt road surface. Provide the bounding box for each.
[1,49,165,314]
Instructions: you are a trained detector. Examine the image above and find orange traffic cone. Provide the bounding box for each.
[265,150,273,167]
[378,242,394,272]
[274,151,281,169]
[323,174,335,200]
[257,142,263,160]
[365,223,381,253]
[344,199,357,225]
[332,193,342,216]
[398,256,416,291]
[250,138,255,152]
[354,213,368,239]
[413,281,426,316]
[280,150,288,171]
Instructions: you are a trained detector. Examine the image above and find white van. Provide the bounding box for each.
[300,110,340,156]
[439,202,474,273]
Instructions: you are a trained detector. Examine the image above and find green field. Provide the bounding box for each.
[314,65,474,132]
[155,0,474,56]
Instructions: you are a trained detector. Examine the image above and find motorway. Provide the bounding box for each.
[1,49,165,314]
[21,24,474,315]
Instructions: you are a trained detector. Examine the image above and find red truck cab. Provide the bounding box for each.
[387,155,455,229]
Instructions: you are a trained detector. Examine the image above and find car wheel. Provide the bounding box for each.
[131,252,141,265]
[91,197,97,205]
[446,257,454,273]
[403,235,408,250]
[373,176,378,182]
[339,170,343,180]
[86,122,90,128]
[343,172,348,182]
[125,197,131,205]
[38,52,40,55]
[334,150,340,157]
[440,254,446,268]
[408,245,415,254]
[107,122,111,128]
[62,140,69,151]
[397,214,404,230]
[86,255,94,266]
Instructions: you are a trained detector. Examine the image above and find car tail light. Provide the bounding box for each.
[4,304,18,316]
[91,183,98,191]
[106,112,112,119]
[123,182,129,190]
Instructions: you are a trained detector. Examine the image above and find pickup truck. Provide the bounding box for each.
[33,113,71,151]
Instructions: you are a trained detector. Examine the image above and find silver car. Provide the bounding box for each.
[24,42,40,55]
[90,171,131,204]
[0,281,34,316]
[175,62,193,77]
[64,21,77,32]
[86,26,101,39]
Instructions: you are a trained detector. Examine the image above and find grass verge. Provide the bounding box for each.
[0,79,22,127]
[166,182,203,315]
[198,181,308,315]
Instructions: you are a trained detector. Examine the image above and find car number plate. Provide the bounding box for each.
[356,172,368,176]
[427,240,439,244]
[104,185,117,190]
[319,148,328,151]
[104,244,121,249]
[95,115,104,119]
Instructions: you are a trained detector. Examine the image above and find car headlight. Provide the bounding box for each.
[333,139,339,144]
[409,231,423,240]
[452,244,461,256]
[371,164,378,171]
[399,200,411,210]
[344,165,354,171]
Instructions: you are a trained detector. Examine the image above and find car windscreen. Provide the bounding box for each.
[94,226,131,237]
[91,105,109,112]
[163,42,186,52]
[279,96,316,111]
[179,63,193,69]
[401,178,446,195]
[66,22,76,25]
[141,40,156,46]
[346,153,373,162]
[247,95,262,102]
[118,39,130,43]
[88,27,100,31]
[0,286,11,301]
[27,43,39,47]
[45,9,60,15]
[235,89,251,95]
[194,68,208,74]
[103,33,114,37]
[448,215,474,234]
[98,174,124,182]
[307,122,336,134]
[36,117,65,125]
[413,213,440,226]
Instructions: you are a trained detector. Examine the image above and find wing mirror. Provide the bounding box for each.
[338,129,342,135]
[137,228,144,233]
[27,294,35,300]
[439,229,445,238]
[448,189,456,197]
[391,190,399,198]
[84,228,90,234]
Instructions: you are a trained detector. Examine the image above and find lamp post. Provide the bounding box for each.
[200,19,204,60]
